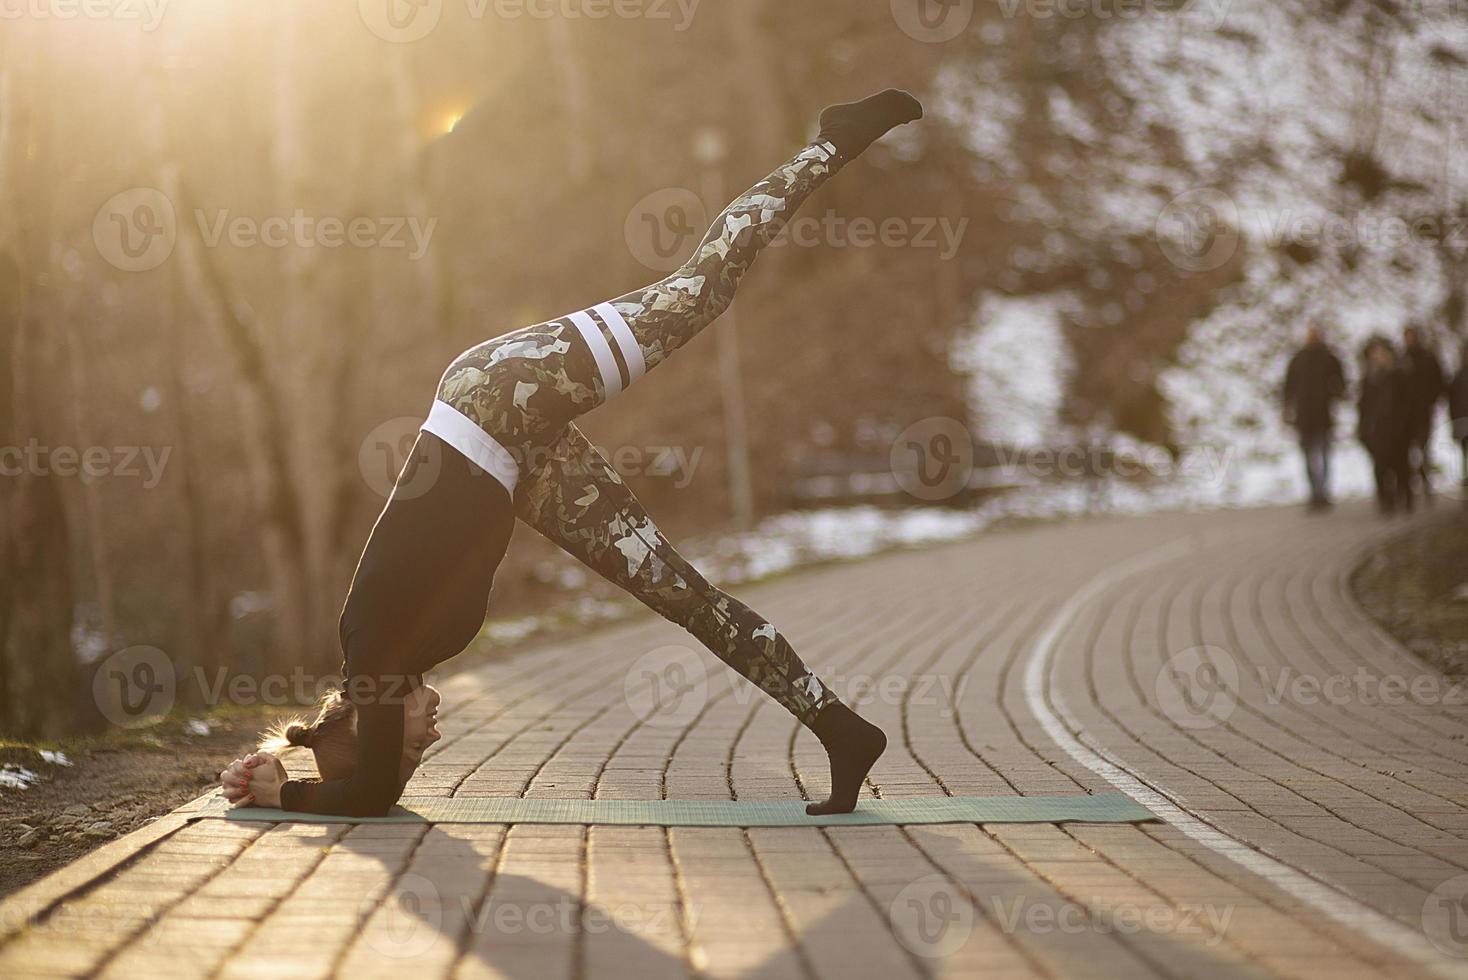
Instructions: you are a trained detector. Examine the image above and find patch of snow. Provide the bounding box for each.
[39,750,72,767]
[952,292,1077,447]
[185,719,211,736]
[0,765,40,790]
[480,598,633,649]
[483,617,542,645]
[687,507,990,584]
[934,60,1026,175]
[939,6,1468,491]
[568,597,626,624]
[229,591,274,619]
[70,621,110,665]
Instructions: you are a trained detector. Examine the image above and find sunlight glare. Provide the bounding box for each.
[437,107,467,136]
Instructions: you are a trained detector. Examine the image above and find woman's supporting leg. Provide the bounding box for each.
[515,424,886,813]
[516,424,836,722]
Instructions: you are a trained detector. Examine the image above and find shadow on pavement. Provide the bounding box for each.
[334,817,1275,978]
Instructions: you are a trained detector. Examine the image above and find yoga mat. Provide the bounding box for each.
[181,793,1155,827]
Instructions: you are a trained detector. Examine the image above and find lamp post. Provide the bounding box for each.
[693,126,755,532]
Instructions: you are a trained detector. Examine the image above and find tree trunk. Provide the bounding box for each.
[165,183,318,671]
[165,262,226,688]
[270,14,354,674]
[0,41,82,737]
[0,254,82,738]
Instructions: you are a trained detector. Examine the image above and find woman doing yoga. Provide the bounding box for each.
[218,89,923,817]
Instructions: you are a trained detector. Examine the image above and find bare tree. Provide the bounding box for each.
[0,42,83,736]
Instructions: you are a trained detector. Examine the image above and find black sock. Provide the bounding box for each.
[816,89,923,162]
[805,702,887,816]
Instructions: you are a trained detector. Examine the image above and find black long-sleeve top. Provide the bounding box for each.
[279,432,515,816]
[1283,343,1346,435]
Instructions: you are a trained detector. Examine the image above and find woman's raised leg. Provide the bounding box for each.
[554,90,924,408]
[433,90,923,448]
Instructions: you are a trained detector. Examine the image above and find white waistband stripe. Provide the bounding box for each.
[420,399,520,497]
[567,310,623,398]
[592,302,645,384]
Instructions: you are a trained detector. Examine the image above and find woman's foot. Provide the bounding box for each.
[816,89,923,162]
[805,702,887,815]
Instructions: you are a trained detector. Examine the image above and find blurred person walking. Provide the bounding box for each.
[1450,343,1468,496]
[1400,325,1445,500]
[1283,326,1346,510]
[1358,336,1414,515]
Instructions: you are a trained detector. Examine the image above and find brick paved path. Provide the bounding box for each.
[4,503,1467,979]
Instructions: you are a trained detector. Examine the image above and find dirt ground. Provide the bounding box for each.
[0,624,581,901]
[0,707,282,899]
[1352,506,1468,676]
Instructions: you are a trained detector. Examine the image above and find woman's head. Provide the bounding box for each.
[400,683,443,779]
[261,683,442,785]
[1363,335,1396,371]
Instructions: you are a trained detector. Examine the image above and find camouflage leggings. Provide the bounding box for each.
[432,140,845,724]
